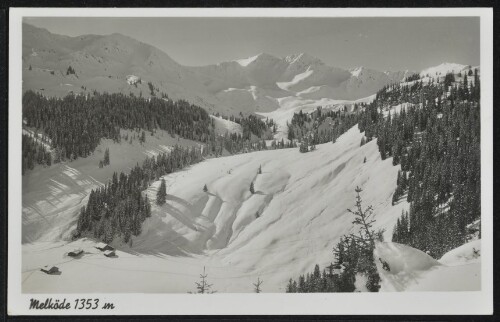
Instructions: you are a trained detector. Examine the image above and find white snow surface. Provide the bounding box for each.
[126,75,141,85]
[209,115,243,136]
[23,126,411,293]
[236,54,261,67]
[375,241,481,292]
[420,62,468,77]
[439,239,481,266]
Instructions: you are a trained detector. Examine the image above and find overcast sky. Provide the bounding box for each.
[25,17,480,71]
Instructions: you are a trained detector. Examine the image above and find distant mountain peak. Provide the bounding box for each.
[284,52,324,66]
[22,23,424,115]
[349,66,365,77]
[236,52,280,67]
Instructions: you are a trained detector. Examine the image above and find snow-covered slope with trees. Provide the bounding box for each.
[22,124,480,293]
[23,126,409,292]
[22,129,202,243]
[21,22,481,295]
[420,62,469,77]
[209,115,243,136]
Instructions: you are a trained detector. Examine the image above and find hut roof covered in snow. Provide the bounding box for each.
[104,250,116,257]
[41,265,60,274]
[67,248,83,257]
[95,243,114,251]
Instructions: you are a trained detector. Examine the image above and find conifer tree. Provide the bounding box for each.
[286,279,296,293]
[299,141,308,153]
[192,266,215,294]
[156,178,167,205]
[104,148,110,166]
[253,277,263,293]
[203,184,208,192]
[346,186,382,292]
[250,182,255,194]
[66,66,75,75]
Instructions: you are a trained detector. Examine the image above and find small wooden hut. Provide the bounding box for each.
[103,250,116,257]
[95,242,114,252]
[40,265,60,275]
[67,248,83,257]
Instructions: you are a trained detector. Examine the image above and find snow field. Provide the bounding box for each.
[375,240,481,292]
[22,124,480,293]
[209,115,243,136]
[22,129,202,243]
[23,126,409,292]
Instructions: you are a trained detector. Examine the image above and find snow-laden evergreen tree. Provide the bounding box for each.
[156,178,167,205]
[250,182,255,194]
[203,184,208,192]
[299,140,308,153]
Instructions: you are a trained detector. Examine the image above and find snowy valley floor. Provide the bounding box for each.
[21,126,480,293]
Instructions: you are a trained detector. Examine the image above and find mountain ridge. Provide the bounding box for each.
[22,23,471,117]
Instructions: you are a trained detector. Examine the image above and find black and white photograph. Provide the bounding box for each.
[7,7,493,315]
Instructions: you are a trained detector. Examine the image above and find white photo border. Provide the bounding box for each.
[8,7,494,316]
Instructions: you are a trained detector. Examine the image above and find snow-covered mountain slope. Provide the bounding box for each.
[23,23,412,117]
[22,129,202,244]
[23,126,411,293]
[257,94,377,142]
[420,62,469,77]
[210,115,243,136]
[375,240,480,292]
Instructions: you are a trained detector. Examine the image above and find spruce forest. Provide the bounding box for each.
[21,91,290,170]
[74,145,205,243]
[286,69,480,292]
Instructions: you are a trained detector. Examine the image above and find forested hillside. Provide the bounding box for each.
[22,91,284,170]
[74,145,205,243]
[361,69,480,258]
[22,91,212,161]
[287,105,363,146]
[286,68,481,292]
[22,133,52,174]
